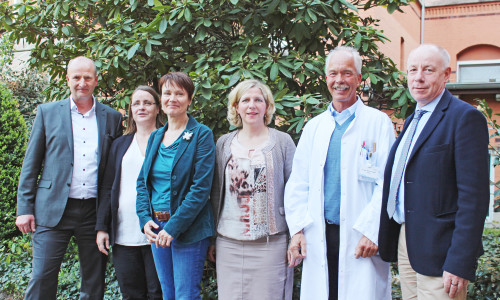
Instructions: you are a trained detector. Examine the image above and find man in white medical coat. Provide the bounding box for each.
[285,46,395,300]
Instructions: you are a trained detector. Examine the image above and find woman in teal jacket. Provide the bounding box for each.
[136,72,215,300]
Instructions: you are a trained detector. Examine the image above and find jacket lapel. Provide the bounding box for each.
[60,98,74,154]
[95,101,108,165]
[145,126,165,177]
[172,115,199,170]
[407,90,451,163]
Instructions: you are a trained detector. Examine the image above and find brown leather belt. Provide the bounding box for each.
[153,211,171,221]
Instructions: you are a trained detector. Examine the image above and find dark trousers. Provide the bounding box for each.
[325,222,340,300]
[113,244,162,300]
[25,198,106,300]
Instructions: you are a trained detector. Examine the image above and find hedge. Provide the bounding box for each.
[0,82,27,240]
[1,229,498,299]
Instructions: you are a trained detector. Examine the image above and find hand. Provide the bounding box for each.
[15,215,36,233]
[288,230,306,267]
[96,231,110,255]
[155,229,174,248]
[354,235,378,258]
[143,220,159,243]
[208,245,216,262]
[443,270,468,298]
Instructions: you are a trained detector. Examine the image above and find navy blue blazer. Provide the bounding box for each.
[96,134,134,245]
[378,90,490,281]
[136,115,215,244]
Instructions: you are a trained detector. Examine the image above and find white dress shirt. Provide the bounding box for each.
[68,96,99,199]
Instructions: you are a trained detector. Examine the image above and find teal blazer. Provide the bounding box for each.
[136,115,215,244]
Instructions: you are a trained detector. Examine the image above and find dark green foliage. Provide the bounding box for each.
[0,83,28,240]
[1,69,47,133]
[0,0,414,141]
[467,229,500,299]
[2,231,498,298]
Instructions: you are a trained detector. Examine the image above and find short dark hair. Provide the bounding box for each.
[124,85,164,135]
[158,72,195,101]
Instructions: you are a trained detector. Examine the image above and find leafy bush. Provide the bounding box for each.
[1,68,47,133]
[0,82,28,240]
[1,0,414,141]
[467,228,500,299]
[1,230,498,299]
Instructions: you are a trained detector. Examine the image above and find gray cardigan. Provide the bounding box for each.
[210,128,296,237]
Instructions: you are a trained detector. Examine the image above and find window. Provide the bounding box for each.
[457,60,500,83]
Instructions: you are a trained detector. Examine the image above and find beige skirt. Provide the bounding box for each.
[216,234,293,300]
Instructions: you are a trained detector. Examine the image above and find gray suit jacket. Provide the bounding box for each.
[17,98,123,227]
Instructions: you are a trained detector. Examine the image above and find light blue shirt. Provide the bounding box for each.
[328,98,359,125]
[392,89,445,223]
[323,100,358,224]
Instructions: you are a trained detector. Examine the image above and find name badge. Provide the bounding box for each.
[359,164,379,182]
[358,141,379,182]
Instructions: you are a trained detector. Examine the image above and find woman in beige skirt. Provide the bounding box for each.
[209,79,296,299]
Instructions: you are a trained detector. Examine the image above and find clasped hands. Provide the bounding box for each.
[144,220,174,248]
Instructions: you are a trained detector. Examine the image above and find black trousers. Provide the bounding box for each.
[325,222,340,300]
[25,198,106,300]
[113,244,162,300]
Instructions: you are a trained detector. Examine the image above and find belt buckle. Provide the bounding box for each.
[154,211,171,221]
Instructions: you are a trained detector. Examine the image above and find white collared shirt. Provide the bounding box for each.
[392,89,445,223]
[68,96,99,199]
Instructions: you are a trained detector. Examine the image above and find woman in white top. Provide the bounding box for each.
[96,86,164,299]
[209,80,296,299]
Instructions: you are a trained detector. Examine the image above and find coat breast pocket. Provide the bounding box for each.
[425,143,449,154]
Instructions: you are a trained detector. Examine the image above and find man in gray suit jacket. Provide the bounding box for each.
[16,57,123,299]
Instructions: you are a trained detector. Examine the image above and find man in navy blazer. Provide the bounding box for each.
[16,57,123,299]
[378,44,489,299]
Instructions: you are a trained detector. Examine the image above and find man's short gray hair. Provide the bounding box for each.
[325,46,362,75]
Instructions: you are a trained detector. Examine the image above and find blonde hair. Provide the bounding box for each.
[227,80,276,127]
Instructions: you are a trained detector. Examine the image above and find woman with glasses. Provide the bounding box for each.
[96,85,163,299]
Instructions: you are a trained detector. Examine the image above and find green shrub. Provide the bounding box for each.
[467,229,500,299]
[1,68,47,133]
[2,230,498,298]
[0,82,28,240]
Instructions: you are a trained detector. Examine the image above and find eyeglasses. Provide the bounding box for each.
[132,101,156,107]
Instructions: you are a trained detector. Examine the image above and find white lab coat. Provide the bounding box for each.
[285,99,395,300]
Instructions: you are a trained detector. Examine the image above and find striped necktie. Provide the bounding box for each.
[386,110,428,218]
